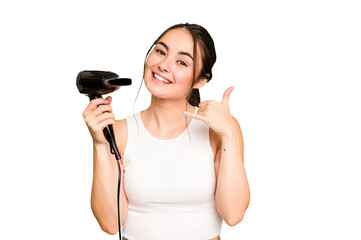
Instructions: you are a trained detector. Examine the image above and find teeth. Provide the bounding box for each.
[154,73,171,84]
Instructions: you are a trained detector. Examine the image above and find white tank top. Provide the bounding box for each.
[122,110,223,240]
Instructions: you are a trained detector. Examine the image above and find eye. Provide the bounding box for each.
[156,49,166,55]
[177,60,187,67]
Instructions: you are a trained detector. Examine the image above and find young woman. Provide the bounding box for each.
[82,23,250,240]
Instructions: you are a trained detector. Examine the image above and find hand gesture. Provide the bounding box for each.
[184,87,236,137]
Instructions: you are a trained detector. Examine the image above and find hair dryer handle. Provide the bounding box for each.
[89,95,121,160]
[103,125,121,160]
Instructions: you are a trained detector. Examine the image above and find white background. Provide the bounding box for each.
[1,0,360,239]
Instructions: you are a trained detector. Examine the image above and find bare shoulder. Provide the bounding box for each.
[209,115,244,158]
[209,127,221,157]
[210,116,243,146]
[232,116,243,131]
[230,116,244,159]
[231,116,244,144]
[113,118,128,165]
[114,118,127,132]
[209,127,221,191]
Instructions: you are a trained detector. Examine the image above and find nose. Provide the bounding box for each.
[159,64,169,72]
[158,58,171,73]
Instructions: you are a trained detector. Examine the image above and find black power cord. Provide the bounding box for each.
[105,125,123,240]
[115,156,122,240]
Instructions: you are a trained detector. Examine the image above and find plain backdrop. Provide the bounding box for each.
[0,0,360,239]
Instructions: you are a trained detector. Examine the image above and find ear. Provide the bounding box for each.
[192,77,208,89]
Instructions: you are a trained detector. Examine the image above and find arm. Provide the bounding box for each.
[91,139,128,234]
[184,87,250,226]
[83,97,128,234]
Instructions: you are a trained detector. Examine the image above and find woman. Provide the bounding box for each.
[83,23,250,240]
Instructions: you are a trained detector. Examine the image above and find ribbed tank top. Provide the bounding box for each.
[122,110,223,240]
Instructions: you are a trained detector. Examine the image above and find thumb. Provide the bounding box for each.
[221,87,234,105]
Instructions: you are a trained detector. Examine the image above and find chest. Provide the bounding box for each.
[124,140,216,208]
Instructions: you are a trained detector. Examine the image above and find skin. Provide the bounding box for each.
[83,28,250,239]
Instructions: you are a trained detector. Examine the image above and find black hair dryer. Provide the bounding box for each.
[76,70,132,160]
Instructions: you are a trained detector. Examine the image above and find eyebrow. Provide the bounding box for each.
[156,41,194,61]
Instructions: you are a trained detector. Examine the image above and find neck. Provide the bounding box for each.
[142,96,196,133]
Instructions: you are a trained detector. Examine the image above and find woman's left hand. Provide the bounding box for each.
[184,87,236,137]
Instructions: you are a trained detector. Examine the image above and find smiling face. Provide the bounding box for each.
[144,28,206,102]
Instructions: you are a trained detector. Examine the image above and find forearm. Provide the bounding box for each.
[215,129,250,225]
[91,142,127,234]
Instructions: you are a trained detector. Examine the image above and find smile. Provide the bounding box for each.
[153,72,172,84]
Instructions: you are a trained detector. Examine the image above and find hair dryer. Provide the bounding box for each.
[76,70,131,160]
[77,70,131,240]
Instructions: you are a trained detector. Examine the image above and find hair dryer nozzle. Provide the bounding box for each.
[76,70,132,98]
[104,78,132,86]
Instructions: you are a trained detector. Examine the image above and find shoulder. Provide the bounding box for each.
[209,116,243,155]
[114,118,127,133]
[231,116,243,138]
[113,118,128,164]
[209,127,221,155]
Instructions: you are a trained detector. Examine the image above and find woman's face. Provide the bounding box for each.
[144,28,203,102]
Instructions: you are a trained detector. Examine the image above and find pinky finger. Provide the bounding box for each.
[184,111,206,122]
[99,119,116,131]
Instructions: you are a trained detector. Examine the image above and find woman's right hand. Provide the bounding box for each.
[82,96,115,145]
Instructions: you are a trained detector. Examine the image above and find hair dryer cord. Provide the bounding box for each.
[116,157,122,240]
[104,123,122,240]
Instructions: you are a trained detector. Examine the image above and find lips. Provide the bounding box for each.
[152,72,172,84]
